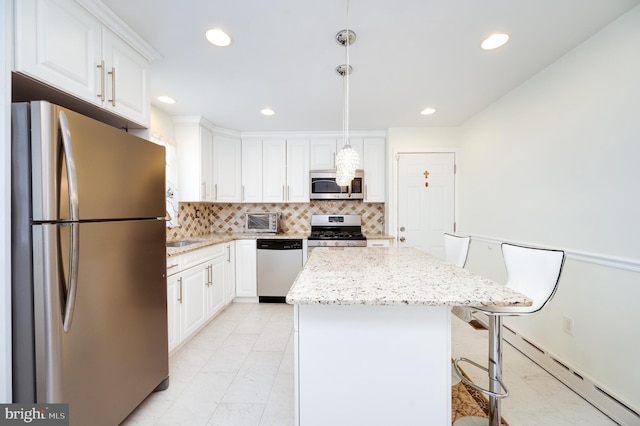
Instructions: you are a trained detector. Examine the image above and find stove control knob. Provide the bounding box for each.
[334,241,339,247]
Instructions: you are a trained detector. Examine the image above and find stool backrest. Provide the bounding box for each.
[444,233,470,268]
[501,243,565,313]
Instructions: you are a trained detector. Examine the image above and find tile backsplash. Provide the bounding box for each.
[167,201,385,240]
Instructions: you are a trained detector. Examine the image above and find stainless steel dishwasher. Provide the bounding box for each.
[257,239,303,303]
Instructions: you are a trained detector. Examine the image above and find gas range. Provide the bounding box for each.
[307,214,367,247]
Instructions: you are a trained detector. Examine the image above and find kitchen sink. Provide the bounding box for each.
[166,240,200,248]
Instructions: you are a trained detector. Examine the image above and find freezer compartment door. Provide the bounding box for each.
[26,101,165,221]
[31,220,168,426]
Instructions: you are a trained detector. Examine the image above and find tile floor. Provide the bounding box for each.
[122,303,617,426]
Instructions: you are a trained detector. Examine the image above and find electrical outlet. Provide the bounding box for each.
[563,315,575,336]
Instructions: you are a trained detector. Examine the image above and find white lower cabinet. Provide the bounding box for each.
[235,240,257,299]
[224,242,236,304]
[366,239,391,247]
[166,242,234,354]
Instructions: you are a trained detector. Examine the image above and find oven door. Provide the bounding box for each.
[310,170,364,200]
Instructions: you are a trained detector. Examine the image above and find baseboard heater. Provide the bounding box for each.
[472,314,639,425]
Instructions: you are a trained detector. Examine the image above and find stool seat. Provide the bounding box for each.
[454,242,565,426]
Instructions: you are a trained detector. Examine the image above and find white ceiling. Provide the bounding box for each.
[101,0,639,132]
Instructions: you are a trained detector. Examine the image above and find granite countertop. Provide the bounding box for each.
[166,232,309,256]
[286,247,532,307]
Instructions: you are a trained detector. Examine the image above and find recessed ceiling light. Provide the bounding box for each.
[157,95,176,104]
[260,108,276,116]
[420,107,436,116]
[481,33,509,50]
[206,28,232,47]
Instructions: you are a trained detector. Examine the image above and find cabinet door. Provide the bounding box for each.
[241,139,263,202]
[224,242,236,303]
[310,139,337,170]
[262,139,287,202]
[367,239,391,248]
[181,264,207,338]
[102,30,150,126]
[167,273,182,353]
[363,138,386,202]
[235,240,257,297]
[200,126,215,201]
[287,140,310,202]
[208,257,226,318]
[213,134,242,202]
[15,0,102,105]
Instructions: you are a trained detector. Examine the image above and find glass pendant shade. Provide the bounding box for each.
[335,143,360,186]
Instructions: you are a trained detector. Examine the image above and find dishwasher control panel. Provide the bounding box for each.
[257,239,303,250]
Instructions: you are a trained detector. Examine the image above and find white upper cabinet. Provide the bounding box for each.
[15,0,103,104]
[101,30,149,125]
[14,0,153,126]
[362,137,386,202]
[262,139,287,202]
[346,136,385,202]
[174,117,214,202]
[310,139,337,170]
[241,139,263,203]
[262,139,309,203]
[174,118,241,203]
[212,133,242,202]
[286,140,310,202]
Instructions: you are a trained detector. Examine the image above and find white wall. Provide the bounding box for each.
[1,0,12,403]
[458,5,640,411]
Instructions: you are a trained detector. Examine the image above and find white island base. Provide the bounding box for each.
[294,304,451,426]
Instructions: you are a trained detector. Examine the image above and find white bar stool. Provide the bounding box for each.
[453,243,565,426]
[444,233,471,386]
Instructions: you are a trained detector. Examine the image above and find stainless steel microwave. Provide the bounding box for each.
[310,169,364,200]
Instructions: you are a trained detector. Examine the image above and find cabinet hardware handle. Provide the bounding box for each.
[214,184,218,200]
[167,264,179,269]
[208,265,212,286]
[97,61,105,100]
[399,237,406,242]
[178,277,183,303]
[202,182,207,199]
[107,67,116,106]
[242,185,245,201]
[227,245,231,262]
[282,185,285,200]
[364,184,368,200]
[287,185,290,201]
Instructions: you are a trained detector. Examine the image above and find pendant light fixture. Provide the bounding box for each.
[335,1,360,187]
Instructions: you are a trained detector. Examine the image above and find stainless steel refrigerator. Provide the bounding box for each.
[11,101,169,425]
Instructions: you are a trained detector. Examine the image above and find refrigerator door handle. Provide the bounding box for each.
[58,111,80,332]
[62,222,80,332]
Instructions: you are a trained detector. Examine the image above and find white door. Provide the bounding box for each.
[397,153,455,258]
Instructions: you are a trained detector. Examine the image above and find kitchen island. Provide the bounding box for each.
[286,247,531,426]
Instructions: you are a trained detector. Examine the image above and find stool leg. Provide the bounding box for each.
[488,314,503,426]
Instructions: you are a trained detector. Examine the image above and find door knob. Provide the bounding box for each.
[399,237,406,242]
[400,227,405,232]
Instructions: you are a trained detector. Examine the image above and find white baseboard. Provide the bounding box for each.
[472,315,639,425]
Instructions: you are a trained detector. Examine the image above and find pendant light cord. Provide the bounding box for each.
[344,0,350,148]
